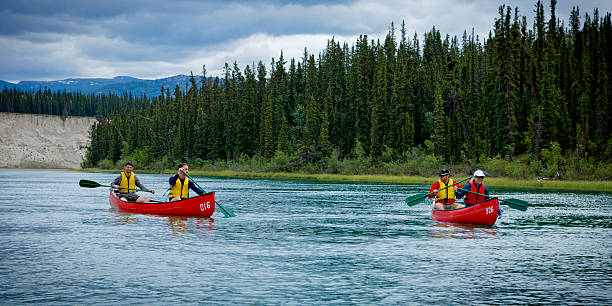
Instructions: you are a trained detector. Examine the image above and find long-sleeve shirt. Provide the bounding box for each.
[112,173,148,195]
[168,174,204,196]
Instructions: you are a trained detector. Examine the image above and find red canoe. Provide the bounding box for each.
[431,198,499,226]
[109,191,215,217]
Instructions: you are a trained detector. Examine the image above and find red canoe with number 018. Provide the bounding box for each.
[431,198,499,226]
[109,191,215,217]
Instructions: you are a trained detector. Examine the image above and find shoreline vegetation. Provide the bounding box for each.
[73,168,612,192]
[76,142,612,192]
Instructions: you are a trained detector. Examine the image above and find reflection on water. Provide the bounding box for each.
[115,212,137,225]
[167,216,215,239]
[0,169,610,305]
[194,217,215,232]
[429,222,497,239]
[111,210,216,239]
[168,216,188,237]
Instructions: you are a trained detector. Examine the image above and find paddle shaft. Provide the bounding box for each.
[181,171,236,217]
[405,176,471,206]
[424,176,471,199]
[79,179,151,193]
[458,188,492,201]
[181,172,204,193]
[113,186,150,192]
[459,188,528,210]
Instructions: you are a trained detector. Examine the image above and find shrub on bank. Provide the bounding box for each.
[267,150,301,173]
[87,144,611,181]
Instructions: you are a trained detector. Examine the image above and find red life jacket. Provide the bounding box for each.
[464,182,486,204]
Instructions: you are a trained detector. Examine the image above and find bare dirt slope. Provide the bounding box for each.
[0,112,97,168]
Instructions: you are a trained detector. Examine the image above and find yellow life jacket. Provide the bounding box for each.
[119,172,136,194]
[435,179,456,202]
[169,176,190,199]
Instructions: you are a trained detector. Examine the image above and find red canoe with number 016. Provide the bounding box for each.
[431,198,499,226]
[109,191,215,217]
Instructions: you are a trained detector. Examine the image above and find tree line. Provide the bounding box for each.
[6,1,612,179]
[86,1,612,178]
[0,87,151,118]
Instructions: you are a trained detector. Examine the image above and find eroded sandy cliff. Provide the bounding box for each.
[0,112,97,168]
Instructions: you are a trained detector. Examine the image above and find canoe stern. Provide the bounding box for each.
[431,198,499,226]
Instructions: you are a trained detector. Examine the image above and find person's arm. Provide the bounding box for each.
[134,175,146,190]
[484,185,490,198]
[169,174,179,186]
[188,181,205,196]
[456,182,470,199]
[428,181,440,198]
[111,175,121,187]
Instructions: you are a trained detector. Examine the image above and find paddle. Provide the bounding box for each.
[405,176,471,206]
[459,188,528,211]
[181,171,236,218]
[79,179,152,193]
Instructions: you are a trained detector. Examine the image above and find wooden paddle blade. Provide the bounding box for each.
[501,198,529,211]
[79,179,101,188]
[405,193,428,206]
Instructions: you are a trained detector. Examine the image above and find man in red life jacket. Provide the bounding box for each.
[428,169,464,210]
[456,170,489,206]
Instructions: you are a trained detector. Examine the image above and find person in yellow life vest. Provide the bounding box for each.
[111,161,155,202]
[168,163,205,202]
[428,169,464,210]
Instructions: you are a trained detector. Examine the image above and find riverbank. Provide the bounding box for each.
[74,168,612,192]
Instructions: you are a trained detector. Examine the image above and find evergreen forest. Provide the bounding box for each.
[3,1,611,180]
[0,88,151,118]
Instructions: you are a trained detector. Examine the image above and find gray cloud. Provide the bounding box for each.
[1,0,610,82]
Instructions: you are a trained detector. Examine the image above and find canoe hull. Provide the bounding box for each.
[431,198,499,226]
[109,191,215,217]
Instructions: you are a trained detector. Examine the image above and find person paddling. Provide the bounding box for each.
[428,169,464,210]
[456,170,490,206]
[457,170,502,216]
[112,161,155,202]
[168,163,205,202]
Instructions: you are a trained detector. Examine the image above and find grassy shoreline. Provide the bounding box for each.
[73,168,612,192]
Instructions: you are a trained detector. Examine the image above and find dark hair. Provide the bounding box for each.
[178,162,188,169]
[124,161,134,167]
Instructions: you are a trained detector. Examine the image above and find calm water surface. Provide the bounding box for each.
[0,169,610,304]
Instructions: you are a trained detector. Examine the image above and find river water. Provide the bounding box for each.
[0,169,610,304]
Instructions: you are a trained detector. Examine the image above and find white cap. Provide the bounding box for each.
[474,170,485,177]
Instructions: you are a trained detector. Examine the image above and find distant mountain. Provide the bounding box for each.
[96,75,192,97]
[0,80,16,88]
[0,75,193,97]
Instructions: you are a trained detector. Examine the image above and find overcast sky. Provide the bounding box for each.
[1,0,610,82]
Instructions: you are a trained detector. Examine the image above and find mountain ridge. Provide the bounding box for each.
[0,75,193,97]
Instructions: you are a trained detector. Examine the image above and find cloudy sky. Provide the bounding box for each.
[1,0,610,83]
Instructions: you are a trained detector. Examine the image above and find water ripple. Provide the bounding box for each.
[0,169,610,304]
